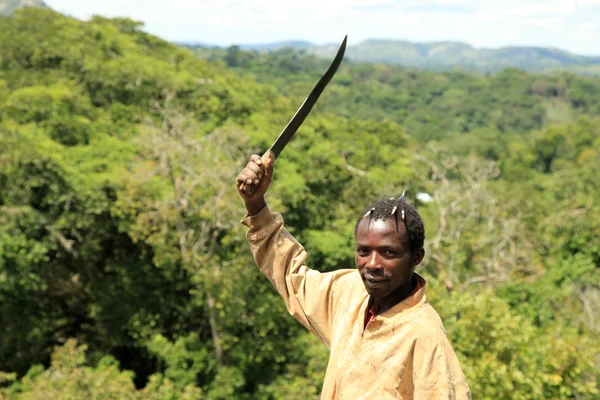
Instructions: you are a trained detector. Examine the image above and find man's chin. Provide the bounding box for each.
[363,281,389,297]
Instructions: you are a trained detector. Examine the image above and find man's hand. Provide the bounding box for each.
[236,154,274,215]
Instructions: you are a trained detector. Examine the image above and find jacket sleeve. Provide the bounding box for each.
[412,335,472,400]
[241,205,352,348]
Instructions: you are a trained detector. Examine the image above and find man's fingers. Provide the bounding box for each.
[237,165,263,187]
[245,157,266,186]
[237,154,274,198]
[237,172,254,186]
[250,154,263,165]
[246,161,263,176]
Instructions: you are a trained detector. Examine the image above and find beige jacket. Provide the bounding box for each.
[242,206,471,400]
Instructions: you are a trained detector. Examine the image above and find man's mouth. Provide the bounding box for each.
[365,274,386,283]
[364,275,387,288]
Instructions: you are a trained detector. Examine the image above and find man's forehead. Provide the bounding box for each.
[356,217,408,239]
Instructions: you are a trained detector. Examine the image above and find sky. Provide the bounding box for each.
[44,0,600,55]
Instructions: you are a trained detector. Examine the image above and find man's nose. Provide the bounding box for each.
[366,252,382,270]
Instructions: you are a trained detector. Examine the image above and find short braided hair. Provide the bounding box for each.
[354,195,425,253]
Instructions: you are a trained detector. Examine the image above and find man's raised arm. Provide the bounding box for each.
[236,154,352,348]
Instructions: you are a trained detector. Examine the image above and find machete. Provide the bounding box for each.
[240,35,347,196]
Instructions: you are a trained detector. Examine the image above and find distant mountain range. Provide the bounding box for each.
[185,39,600,75]
[0,0,48,16]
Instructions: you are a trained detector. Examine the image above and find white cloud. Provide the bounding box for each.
[527,16,563,28]
[578,21,600,31]
[43,0,600,54]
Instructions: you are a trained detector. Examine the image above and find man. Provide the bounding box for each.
[236,154,471,399]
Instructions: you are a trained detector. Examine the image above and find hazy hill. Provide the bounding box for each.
[0,0,47,16]
[240,40,316,51]
[189,38,600,75]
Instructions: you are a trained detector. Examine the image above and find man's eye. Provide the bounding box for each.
[357,249,370,256]
[383,250,398,257]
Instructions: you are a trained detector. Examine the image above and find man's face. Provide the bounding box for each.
[355,218,421,298]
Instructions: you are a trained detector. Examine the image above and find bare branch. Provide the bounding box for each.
[45,226,79,259]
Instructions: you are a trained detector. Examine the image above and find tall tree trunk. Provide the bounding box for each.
[207,292,223,363]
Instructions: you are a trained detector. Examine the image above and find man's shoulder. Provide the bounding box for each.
[401,302,448,340]
[326,269,366,305]
[328,268,364,290]
[331,268,361,280]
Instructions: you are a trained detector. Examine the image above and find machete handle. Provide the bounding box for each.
[240,150,275,196]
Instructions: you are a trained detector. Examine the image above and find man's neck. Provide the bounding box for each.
[373,275,417,315]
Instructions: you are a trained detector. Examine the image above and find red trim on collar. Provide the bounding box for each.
[364,278,422,329]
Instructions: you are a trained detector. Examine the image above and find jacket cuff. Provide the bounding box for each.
[240,204,274,229]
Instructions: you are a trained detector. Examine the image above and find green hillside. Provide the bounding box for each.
[0,8,599,399]
[192,38,600,76]
[201,45,600,142]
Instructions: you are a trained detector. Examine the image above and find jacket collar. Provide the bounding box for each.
[363,272,428,320]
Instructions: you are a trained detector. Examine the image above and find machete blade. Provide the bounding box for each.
[268,35,347,158]
[240,35,347,196]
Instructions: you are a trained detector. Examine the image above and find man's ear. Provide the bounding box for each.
[412,248,425,267]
